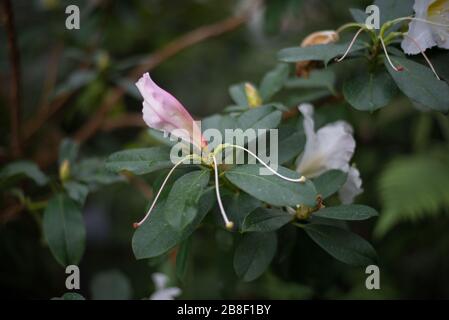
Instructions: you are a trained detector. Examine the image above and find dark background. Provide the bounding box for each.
[1,0,449,299]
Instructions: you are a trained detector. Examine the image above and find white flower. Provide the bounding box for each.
[149,273,181,300]
[295,104,363,204]
[401,0,449,54]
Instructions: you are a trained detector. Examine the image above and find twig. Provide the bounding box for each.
[1,0,22,157]
[101,113,146,131]
[22,92,73,141]
[30,3,258,168]
[73,12,251,143]
[22,43,66,141]
[120,172,153,200]
[0,202,24,224]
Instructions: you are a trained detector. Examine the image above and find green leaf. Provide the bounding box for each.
[43,194,86,266]
[312,170,347,199]
[314,205,378,221]
[201,114,237,137]
[176,238,191,282]
[165,170,210,229]
[259,63,290,101]
[278,42,366,65]
[285,89,331,105]
[105,146,173,175]
[147,128,178,147]
[0,160,48,186]
[237,105,282,130]
[375,0,414,25]
[375,156,449,237]
[285,69,336,94]
[343,69,397,111]
[224,192,261,230]
[229,83,249,107]
[225,165,317,207]
[242,208,293,232]
[278,127,305,165]
[58,138,79,165]
[74,158,124,186]
[132,189,215,259]
[64,181,89,205]
[233,232,277,281]
[52,292,86,300]
[385,57,449,112]
[91,270,132,300]
[349,8,366,23]
[303,224,377,266]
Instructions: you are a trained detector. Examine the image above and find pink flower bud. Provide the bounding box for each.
[136,73,206,149]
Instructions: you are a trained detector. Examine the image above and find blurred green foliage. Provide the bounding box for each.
[1,0,449,300]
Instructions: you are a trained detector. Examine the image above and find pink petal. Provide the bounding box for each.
[136,73,205,148]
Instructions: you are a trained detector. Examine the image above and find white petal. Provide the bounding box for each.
[339,166,363,204]
[402,0,437,54]
[151,272,168,290]
[296,104,355,178]
[402,21,436,54]
[286,206,297,215]
[414,0,435,15]
[150,287,182,300]
[298,103,316,141]
[432,21,449,49]
[428,0,449,49]
[315,121,355,171]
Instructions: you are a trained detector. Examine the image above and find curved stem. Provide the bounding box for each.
[392,16,449,28]
[222,144,306,183]
[380,37,403,72]
[211,155,233,230]
[335,27,366,62]
[402,33,440,80]
[133,155,192,228]
[336,22,365,33]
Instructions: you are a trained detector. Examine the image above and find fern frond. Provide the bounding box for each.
[375,156,449,237]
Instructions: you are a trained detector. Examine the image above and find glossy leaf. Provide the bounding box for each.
[74,158,124,186]
[224,192,261,230]
[304,223,377,266]
[233,232,277,281]
[242,208,293,232]
[285,69,336,94]
[375,0,414,25]
[385,57,449,112]
[132,189,215,259]
[0,161,48,186]
[259,63,290,101]
[225,165,317,207]
[58,138,79,165]
[314,205,378,221]
[43,194,86,266]
[229,83,249,107]
[237,105,282,130]
[278,42,366,65]
[176,238,191,282]
[312,170,347,199]
[64,181,89,205]
[52,293,86,300]
[165,170,210,229]
[343,69,397,111]
[105,146,173,175]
